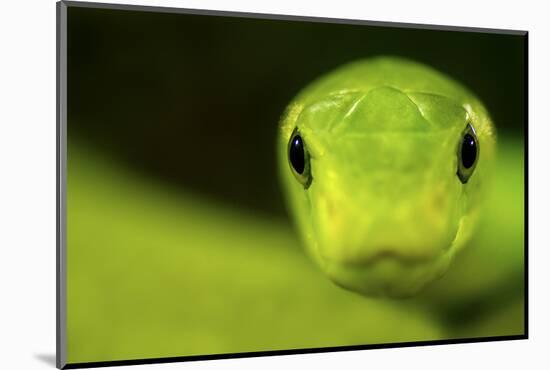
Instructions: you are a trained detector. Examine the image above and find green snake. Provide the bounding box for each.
[278,57,498,298]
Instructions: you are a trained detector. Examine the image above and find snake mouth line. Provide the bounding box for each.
[345,248,444,267]
[318,246,448,269]
[319,244,457,298]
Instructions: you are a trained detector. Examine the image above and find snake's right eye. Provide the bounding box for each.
[288,128,312,189]
[457,123,479,184]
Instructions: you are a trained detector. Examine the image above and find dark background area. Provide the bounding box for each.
[67,6,526,218]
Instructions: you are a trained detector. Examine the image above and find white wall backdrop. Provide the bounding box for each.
[0,0,547,369]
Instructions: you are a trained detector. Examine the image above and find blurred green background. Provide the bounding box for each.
[66,5,526,365]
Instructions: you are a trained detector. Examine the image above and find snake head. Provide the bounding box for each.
[278,57,496,298]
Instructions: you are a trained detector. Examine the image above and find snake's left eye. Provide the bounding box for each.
[457,123,479,184]
[288,128,312,188]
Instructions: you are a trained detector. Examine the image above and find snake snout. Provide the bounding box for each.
[311,186,460,269]
[313,208,457,297]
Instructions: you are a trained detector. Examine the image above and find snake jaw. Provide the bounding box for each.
[321,248,456,298]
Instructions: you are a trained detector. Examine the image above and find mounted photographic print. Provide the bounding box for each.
[57,1,527,368]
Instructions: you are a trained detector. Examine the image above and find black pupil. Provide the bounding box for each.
[289,135,305,174]
[461,133,477,169]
